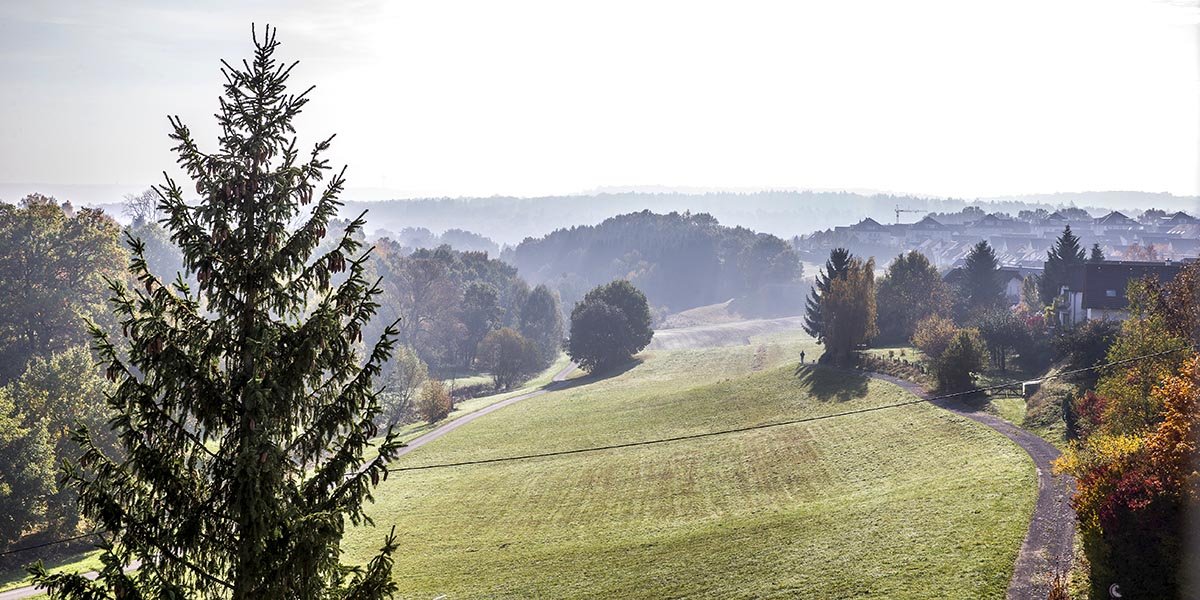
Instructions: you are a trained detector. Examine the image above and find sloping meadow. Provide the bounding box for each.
[344,332,1034,598]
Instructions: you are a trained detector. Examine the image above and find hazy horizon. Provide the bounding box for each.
[3,0,1198,200]
[1,181,1197,209]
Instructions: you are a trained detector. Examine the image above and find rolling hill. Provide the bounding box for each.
[343,331,1036,598]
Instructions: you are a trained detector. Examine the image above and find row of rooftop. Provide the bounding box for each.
[796,208,1200,269]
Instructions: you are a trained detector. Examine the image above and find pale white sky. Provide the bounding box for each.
[1,0,1197,200]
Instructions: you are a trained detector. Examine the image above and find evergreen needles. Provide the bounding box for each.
[30,25,403,599]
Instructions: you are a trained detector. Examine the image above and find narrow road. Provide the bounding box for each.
[648,316,805,350]
[394,360,577,458]
[0,563,138,600]
[858,368,1076,600]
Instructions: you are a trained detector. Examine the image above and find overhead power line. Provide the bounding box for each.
[386,344,1194,473]
[0,532,96,558]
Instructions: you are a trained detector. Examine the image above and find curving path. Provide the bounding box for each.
[394,360,578,459]
[859,368,1076,600]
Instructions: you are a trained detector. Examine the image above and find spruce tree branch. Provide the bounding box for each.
[290,325,396,468]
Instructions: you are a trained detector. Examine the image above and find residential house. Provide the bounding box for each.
[1057,261,1185,327]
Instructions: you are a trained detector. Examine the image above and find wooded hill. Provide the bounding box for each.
[503,210,804,316]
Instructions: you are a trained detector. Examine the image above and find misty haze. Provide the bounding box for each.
[0,2,1198,599]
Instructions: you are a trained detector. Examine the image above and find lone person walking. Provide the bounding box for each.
[800,350,806,364]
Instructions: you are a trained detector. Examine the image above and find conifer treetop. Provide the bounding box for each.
[32,25,403,599]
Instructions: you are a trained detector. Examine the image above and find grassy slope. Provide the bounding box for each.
[0,358,574,593]
[344,333,1037,598]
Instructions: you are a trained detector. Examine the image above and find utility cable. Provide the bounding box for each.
[7,345,1191,556]
[385,345,1194,473]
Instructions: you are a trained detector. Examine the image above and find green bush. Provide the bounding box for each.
[931,329,986,392]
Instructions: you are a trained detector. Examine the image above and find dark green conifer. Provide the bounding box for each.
[31,26,402,599]
[1039,225,1086,304]
[960,240,1004,311]
[803,248,852,343]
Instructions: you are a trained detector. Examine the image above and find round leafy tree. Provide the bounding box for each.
[476,327,539,390]
[566,280,653,373]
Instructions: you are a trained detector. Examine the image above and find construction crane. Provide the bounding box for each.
[894,205,923,224]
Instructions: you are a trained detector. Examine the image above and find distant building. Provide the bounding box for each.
[998,266,1041,304]
[1058,261,1185,327]
[1094,211,1136,232]
[797,208,1199,270]
[1164,211,1199,227]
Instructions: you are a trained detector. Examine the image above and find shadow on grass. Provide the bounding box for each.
[940,389,1004,413]
[792,363,869,402]
[548,358,644,392]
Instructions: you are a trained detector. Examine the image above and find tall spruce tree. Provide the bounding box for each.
[803,247,852,343]
[959,240,1004,312]
[31,27,403,598]
[1039,225,1086,304]
[1089,243,1105,263]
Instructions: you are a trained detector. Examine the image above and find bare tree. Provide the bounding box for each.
[122,188,159,226]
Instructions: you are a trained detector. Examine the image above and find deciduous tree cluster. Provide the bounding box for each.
[1055,263,1200,598]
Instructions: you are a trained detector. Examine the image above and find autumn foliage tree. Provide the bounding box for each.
[415,379,452,424]
[31,28,402,598]
[911,315,959,361]
[1055,263,1200,598]
[819,257,877,364]
[476,328,540,390]
[0,195,126,383]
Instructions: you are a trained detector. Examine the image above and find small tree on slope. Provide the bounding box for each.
[31,27,403,598]
[567,280,654,373]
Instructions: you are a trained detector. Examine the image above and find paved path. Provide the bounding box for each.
[857,368,1076,600]
[0,563,138,600]
[394,361,577,459]
[648,316,805,350]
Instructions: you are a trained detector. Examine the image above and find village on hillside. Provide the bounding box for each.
[795,206,1200,329]
[796,206,1200,269]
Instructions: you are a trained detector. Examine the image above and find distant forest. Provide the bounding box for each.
[503,210,804,317]
[325,190,1200,245]
[29,188,1196,248]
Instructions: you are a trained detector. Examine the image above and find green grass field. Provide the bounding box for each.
[344,333,1037,598]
